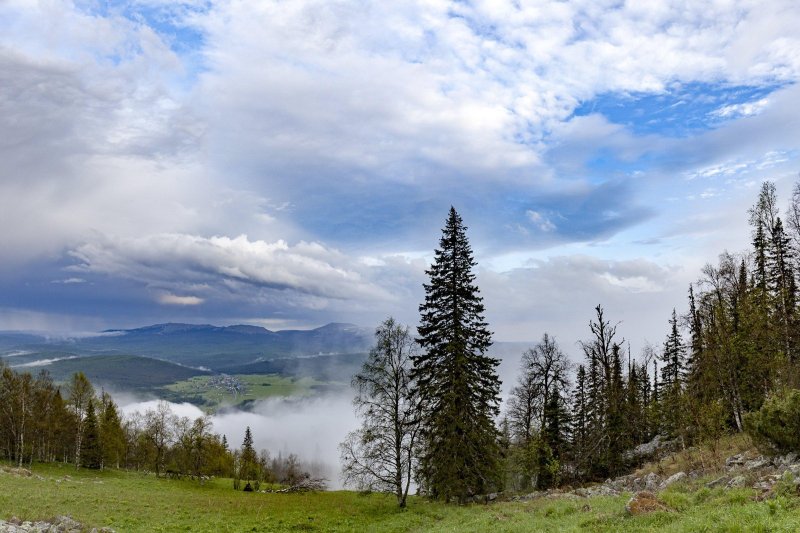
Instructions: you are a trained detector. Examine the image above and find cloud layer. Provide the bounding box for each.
[1,0,799,347]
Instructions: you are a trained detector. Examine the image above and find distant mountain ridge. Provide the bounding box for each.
[0,322,374,371]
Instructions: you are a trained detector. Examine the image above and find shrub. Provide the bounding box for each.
[744,389,800,455]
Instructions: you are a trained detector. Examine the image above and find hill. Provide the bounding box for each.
[0,322,373,371]
[43,355,211,391]
[221,352,368,382]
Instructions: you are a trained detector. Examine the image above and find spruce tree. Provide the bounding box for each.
[411,207,501,503]
[240,426,258,483]
[686,284,703,389]
[606,343,627,476]
[80,399,102,469]
[570,365,589,478]
[661,309,686,388]
[99,393,125,469]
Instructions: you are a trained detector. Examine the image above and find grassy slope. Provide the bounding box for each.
[2,463,800,532]
[43,355,210,389]
[164,374,323,409]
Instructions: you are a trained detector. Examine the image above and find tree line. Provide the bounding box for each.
[0,367,322,490]
[342,188,800,505]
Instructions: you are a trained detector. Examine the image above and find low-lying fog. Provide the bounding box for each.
[116,342,533,490]
[119,394,359,489]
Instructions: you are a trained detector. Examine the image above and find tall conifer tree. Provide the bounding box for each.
[412,207,501,502]
[80,399,101,469]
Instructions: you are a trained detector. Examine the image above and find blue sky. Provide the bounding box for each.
[1,0,800,353]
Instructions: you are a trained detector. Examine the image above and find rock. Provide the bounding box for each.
[625,491,670,515]
[54,515,83,532]
[520,491,546,500]
[706,476,728,488]
[584,484,618,497]
[486,492,498,502]
[753,480,773,491]
[726,454,746,468]
[624,435,668,461]
[774,452,798,467]
[644,472,661,492]
[0,515,107,533]
[659,471,687,490]
[727,475,747,488]
[0,466,32,477]
[744,457,770,471]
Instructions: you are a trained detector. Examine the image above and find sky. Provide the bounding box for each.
[2,0,800,358]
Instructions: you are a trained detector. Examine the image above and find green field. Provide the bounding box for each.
[2,463,800,532]
[164,374,326,409]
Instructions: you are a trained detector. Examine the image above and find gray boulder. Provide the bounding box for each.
[744,457,771,471]
[644,472,661,492]
[726,454,746,469]
[706,476,728,488]
[659,471,687,490]
[727,475,747,488]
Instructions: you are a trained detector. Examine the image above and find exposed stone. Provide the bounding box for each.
[744,457,771,471]
[774,453,798,467]
[0,515,112,533]
[0,466,32,477]
[625,491,670,515]
[624,435,676,462]
[584,484,618,497]
[753,480,773,491]
[706,476,728,488]
[726,454,746,468]
[644,472,661,492]
[659,471,687,490]
[727,475,747,488]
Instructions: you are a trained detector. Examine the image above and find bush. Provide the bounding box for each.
[744,389,800,454]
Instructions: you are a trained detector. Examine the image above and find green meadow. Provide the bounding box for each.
[2,463,800,532]
[164,374,325,410]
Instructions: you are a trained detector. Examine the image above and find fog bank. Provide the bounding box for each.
[120,394,359,489]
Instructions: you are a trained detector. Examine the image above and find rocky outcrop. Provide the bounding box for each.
[623,435,677,463]
[0,515,114,533]
[567,451,800,500]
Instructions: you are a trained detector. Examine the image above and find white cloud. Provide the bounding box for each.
[711,97,770,119]
[480,255,687,345]
[157,293,205,306]
[70,233,393,304]
[526,210,556,232]
[0,0,799,346]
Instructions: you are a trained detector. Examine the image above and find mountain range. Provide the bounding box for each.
[0,322,374,373]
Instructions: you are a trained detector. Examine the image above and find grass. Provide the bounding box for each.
[3,463,800,532]
[164,374,324,410]
[634,433,755,479]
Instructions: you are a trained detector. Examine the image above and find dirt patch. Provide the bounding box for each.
[625,491,670,515]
